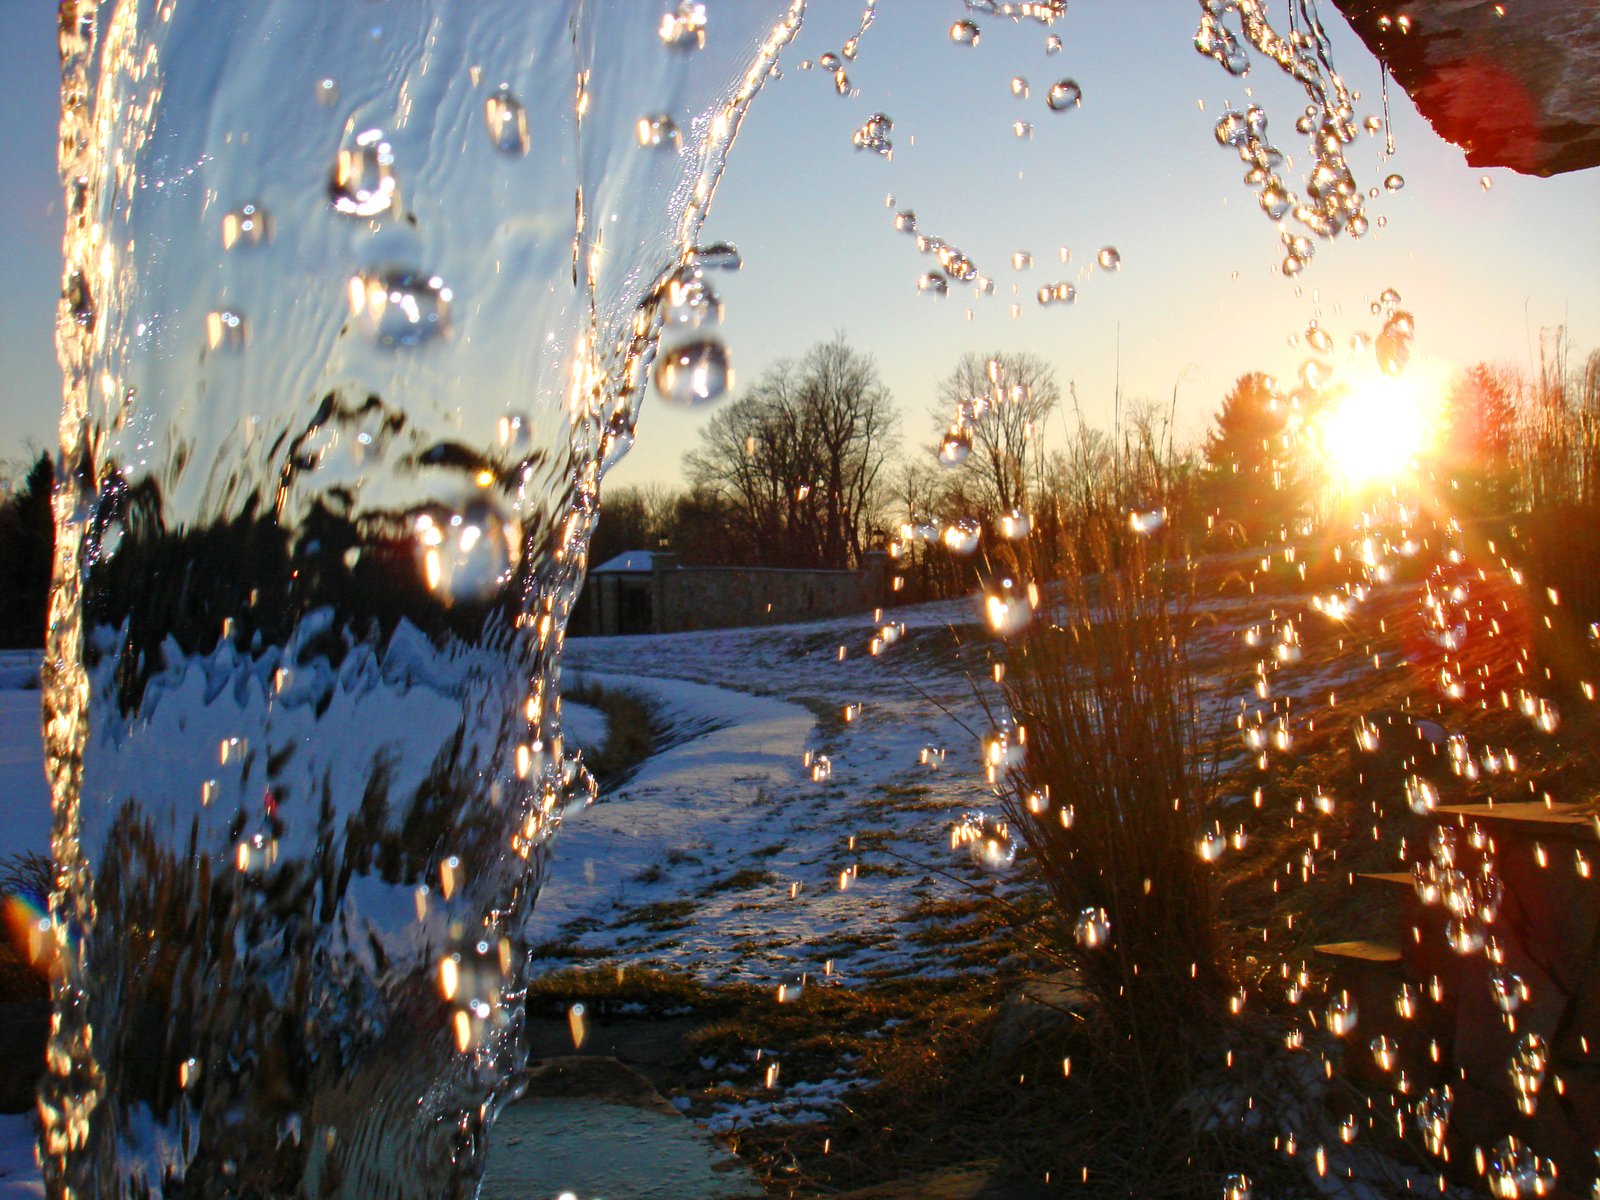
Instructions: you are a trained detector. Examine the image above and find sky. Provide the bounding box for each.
[1,0,1597,492]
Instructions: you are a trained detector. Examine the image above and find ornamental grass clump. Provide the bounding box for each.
[990,515,1230,1079]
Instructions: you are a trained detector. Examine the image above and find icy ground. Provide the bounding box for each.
[537,599,1017,986]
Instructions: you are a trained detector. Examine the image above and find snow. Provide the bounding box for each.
[561,699,607,754]
[0,652,49,859]
[0,1115,41,1199]
[591,550,657,574]
[528,607,1013,984]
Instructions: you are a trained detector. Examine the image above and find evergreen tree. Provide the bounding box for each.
[1202,373,1306,543]
[0,453,55,648]
[1439,363,1517,514]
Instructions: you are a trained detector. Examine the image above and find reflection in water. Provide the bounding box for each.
[44,2,801,1195]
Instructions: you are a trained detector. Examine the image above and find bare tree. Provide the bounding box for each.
[685,336,897,568]
[932,351,1060,514]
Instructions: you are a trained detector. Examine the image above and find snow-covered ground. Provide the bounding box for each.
[0,1114,41,1199]
[533,604,1010,984]
[0,652,49,860]
[0,601,1015,987]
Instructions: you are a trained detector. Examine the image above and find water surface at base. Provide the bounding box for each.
[482,1098,762,1200]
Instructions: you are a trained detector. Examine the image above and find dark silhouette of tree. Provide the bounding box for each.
[932,351,1060,516]
[0,452,55,648]
[588,484,676,567]
[685,336,897,568]
[1202,373,1305,543]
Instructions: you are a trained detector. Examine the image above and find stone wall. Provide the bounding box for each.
[573,552,890,636]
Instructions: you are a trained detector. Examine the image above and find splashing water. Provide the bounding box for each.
[46,2,801,1196]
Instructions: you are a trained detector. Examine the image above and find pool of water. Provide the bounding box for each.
[481,1097,763,1200]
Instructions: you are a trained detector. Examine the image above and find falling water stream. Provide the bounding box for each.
[40,0,1504,1197]
[46,2,798,1195]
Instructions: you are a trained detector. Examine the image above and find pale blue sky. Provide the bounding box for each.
[2,1,1597,488]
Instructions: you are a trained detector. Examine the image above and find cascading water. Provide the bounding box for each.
[44,2,800,1195]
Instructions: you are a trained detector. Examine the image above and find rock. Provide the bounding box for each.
[1331,0,1600,175]
[0,1000,49,1114]
[989,970,1093,1060]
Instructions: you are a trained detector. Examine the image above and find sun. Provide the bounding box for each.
[1318,372,1443,488]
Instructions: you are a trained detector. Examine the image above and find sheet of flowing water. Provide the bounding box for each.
[44,2,800,1196]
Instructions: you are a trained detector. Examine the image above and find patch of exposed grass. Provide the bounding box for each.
[563,677,661,787]
[698,866,780,896]
[617,897,699,932]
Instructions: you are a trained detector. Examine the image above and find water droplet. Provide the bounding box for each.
[1480,175,1493,191]
[1011,251,1033,271]
[315,77,339,107]
[349,269,453,346]
[1215,110,1248,147]
[1045,79,1081,112]
[999,508,1032,539]
[983,576,1035,636]
[853,112,893,156]
[658,2,707,49]
[654,339,732,406]
[894,209,917,233]
[1010,77,1030,98]
[952,811,1016,872]
[1490,970,1528,1014]
[1097,246,1121,271]
[633,111,684,153]
[415,499,518,603]
[1035,284,1055,306]
[484,85,529,155]
[1073,906,1110,949]
[1254,183,1292,224]
[1325,990,1357,1035]
[937,426,971,467]
[1445,917,1486,954]
[1045,34,1062,54]
[1376,309,1415,376]
[1128,507,1164,535]
[1305,321,1333,353]
[1012,120,1033,139]
[942,517,981,556]
[1486,1136,1557,1198]
[1223,1174,1252,1200]
[692,242,742,273]
[950,19,980,46]
[1052,282,1076,304]
[330,128,396,217]
[1414,1087,1452,1155]
[663,276,723,330]
[1384,173,1405,191]
[819,52,841,71]
[221,202,271,249]
[918,273,950,297]
[1403,774,1438,814]
[205,309,246,350]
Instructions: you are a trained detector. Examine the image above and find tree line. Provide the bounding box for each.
[4,330,1599,646]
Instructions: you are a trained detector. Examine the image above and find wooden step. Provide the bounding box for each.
[1433,801,1599,843]
[1355,870,1413,892]
[1314,938,1402,965]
